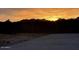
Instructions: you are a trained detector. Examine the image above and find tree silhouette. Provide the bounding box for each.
[0,17,79,34]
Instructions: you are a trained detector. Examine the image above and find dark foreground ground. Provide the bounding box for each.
[0,33,79,50]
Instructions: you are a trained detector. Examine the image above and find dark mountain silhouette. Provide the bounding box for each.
[0,17,79,34]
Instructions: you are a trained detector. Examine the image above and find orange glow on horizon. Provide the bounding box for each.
[0,8,79,22]
[45,16,63,21]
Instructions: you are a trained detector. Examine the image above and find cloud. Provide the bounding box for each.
[0,8,79,21]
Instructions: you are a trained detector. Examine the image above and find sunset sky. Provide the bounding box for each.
[0,8,79,22]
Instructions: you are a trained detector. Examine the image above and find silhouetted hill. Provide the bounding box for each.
[0,17,79,34]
